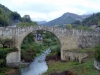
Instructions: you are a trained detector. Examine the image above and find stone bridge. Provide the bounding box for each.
[0,26,100,66]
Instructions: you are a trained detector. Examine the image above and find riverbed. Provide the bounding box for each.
[21,48,51,75]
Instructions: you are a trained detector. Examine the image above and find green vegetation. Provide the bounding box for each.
[0,14,10,26]
[21,30,60,62]
[72,12,100,30]
[77,25,94,31]
[0,37,17,75]
[0,47,18,68]
[0,4,21,26]
[17,14,37,26]
[68,12,100,31]
[10,12,21,20]
[17,22,37,27]
[94,45,100,61]
[72,25,94,31]
[82,13,100,26]
[44,47,100,75]
[21,15,31,22]
[66,24,73,29]
[71,48,95,53]
[0,67,12,75]
[0,4,37,27]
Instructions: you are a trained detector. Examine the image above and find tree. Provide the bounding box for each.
[0,7,4,14]
[22,15,31,22]
[67,24,72,29]
[10,11,21,21]
[0,14,10,26]
[0,7,10,26]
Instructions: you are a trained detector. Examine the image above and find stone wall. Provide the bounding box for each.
[64,50,88,63]
[77,30,100,48]
[6,51,20,67]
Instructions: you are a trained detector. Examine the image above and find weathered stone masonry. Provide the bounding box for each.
[0,26,100,66]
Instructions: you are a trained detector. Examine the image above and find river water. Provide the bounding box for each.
[21,48,51,75]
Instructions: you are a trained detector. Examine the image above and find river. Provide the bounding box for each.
[21,48,51,75]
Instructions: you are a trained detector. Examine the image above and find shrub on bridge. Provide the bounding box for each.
[17,22,37,27]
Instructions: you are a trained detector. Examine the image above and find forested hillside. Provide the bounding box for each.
[0,4,37,27]
[0,4,21,26]
[72,12,100,27]
[83,12,100,26]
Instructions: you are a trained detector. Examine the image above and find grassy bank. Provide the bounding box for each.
[45,58,100,75]
[44,48,100,75]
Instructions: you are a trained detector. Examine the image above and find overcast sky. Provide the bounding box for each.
[0,0,100,21]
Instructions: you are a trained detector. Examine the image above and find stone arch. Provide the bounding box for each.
[16,26,63,62]
[19,29,62,50]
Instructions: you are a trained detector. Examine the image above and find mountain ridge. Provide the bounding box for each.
[40,12,90,27]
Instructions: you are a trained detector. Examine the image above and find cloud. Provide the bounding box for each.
[0,0,100,21]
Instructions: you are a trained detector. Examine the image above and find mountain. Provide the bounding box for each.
[42,12,90,27]
[36,21,47,25]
